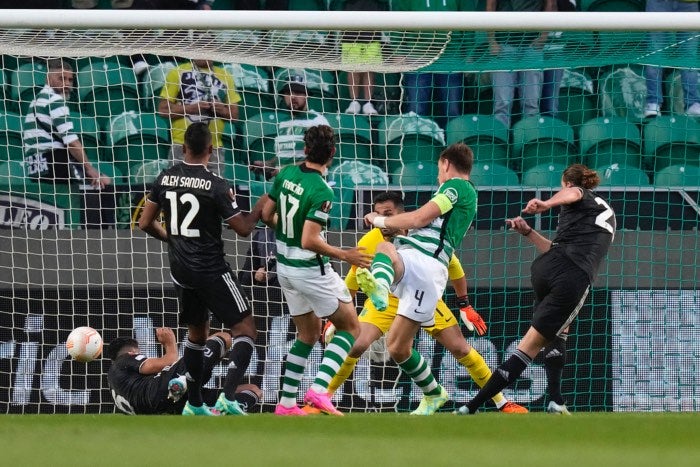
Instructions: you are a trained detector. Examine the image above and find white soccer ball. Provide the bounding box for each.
[66,326,103,362]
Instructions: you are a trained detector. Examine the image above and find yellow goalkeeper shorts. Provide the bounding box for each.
[359,299,459,337]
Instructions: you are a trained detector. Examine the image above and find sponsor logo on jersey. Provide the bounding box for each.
[443,187,459,204]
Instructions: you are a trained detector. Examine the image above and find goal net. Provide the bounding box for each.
[0,9,699,414]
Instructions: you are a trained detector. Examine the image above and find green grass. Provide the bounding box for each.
[2,413,699,466]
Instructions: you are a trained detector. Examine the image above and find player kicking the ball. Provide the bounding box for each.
[261,125,372,416]
[355,143,477,416]
[324,191,527,414]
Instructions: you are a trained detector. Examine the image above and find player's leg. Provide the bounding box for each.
[328,320,384,394]
[356,241,405,311]
[543,327,570,415]
[200,331,231,385]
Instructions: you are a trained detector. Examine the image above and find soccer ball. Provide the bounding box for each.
[66,326,103,362]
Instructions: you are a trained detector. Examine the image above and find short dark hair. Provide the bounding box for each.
[47,58,72,72]
[563,163,600,190]
[304,125,336,165]
[439,143,473,175]
[184,122,212,157]
[373,191,404,210]
[106,337,139,361]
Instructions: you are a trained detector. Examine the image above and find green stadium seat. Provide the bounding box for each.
[327,113,373,166]
[9,62,48,116]
[336,72,401,115]
[654,165,700,188]
[597,163,651,187]
[249,179,272,207]
[93,160,124,185]
[599,66,648,122]
[512,116,576,172]
[242,111,292,165]
[377,113,446,173]
[77,60,139,126]
[141,61,178,112]
[445,114,510,165]
[0,111,25,162]
[579,116,642,169]
[129,159,171,187]
[642,115,700,171]
[223,63,275,120]
[220,161,257,186]
[392,161,439,187]
[70,114,102,164]
[274,67,338,114]
[522,163,567,188]
[107,111,171,175]
[582,0,645,12]
[470,161,520,187]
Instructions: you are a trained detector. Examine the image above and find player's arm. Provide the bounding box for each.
[138,198,168,242]
[301,220,371,268]
[227,194,267,237]
[138,328,179,375]
[364,200,442,230]
[260,196,278,228]
[522,187,583,214]
[506,216,552,254]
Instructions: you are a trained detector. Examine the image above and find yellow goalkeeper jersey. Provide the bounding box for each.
[345,227,465,315]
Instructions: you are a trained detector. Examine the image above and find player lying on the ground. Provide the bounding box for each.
[322,191,527,415]
[107,327,260,415]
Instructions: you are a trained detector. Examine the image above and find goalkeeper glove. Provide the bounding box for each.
[457,296,487,336]
[322,321,336,345]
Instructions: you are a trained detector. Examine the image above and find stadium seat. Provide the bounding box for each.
[70,115,102,164]
[512,116,576,172]
[521,163,567,188]
[93,160,124,185]
[107,111,171,175]
[377,113,446,173]
[654,164,700,188]
[581,0,645,12]
[642,115,700,171]
[599,66,648,121]
[274,67,338,114]
[77,60,139,125]
[0,111,25,162]
[129,159,171,187]
[445,114,510,165]
[9,61,48,116]
[223,63,275,120]
[470,161,520,187]
[140,61,178,112]
[579,116,642,169]
[392,161,439,187]
[242,111,292,165]
[327,113,373,166]
[597,163,651,187]
[249,179,272,207]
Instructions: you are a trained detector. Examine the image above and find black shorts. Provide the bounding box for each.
[175,269,251,327]
[530,247,591,340]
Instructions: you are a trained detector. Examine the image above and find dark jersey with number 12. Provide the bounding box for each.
[552,188,616,282]
[148,162,240,286]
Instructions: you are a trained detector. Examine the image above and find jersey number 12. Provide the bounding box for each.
[165,191,200,237]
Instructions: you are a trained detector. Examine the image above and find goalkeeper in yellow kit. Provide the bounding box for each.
[324,191,527,414]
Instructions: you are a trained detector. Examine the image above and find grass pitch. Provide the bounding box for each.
[2,412,699,466]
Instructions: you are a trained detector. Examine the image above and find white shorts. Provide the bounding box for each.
[392,248,448,325]
[278,263,352,318]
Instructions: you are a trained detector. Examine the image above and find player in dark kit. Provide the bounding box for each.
[458,163,616,415]
[139,122,266,416]
[107,328,261,415]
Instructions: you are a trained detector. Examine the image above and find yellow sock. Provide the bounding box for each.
[327,356,359,394]
[458,348,506,407]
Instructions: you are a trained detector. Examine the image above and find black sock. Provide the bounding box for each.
[544,334,568,405]
[183,339,206,406]
[467,349,532,414]
[223,336,255,400]
[201,335,227,385]
[234,388,260,413]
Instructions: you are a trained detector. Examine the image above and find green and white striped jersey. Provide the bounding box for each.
[397,177,477,266]
[22,85,78,156]
[269,163,334,271]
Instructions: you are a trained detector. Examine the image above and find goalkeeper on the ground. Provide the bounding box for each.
[324,191,527,414]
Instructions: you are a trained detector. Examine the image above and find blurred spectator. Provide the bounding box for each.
[158,59,240,172]
[540,0,576,118]
[395,0,468,128]
[339,0,387,115]
[643,0,700,118]
[250,73,330,179]
[487,0,556,128]
[22,59,116,228]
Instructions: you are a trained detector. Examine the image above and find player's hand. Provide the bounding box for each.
[363,212,378,227]
[254,267,267,283]
[155,327,176,345]
[522,198,549,214]
[506,216,533,236]
[342,246,372,268]
[457,297,487,335]
[322,321,336,345]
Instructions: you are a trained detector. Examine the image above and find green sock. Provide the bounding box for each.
[398,349,441,396]
[279,339,313,407]
[312,330,355,392]
[371,252,394,289]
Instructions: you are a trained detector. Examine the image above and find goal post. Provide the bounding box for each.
[0,10,699,414]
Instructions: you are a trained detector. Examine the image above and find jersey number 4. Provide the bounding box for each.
[279,193,300,239]
[165,191,200,237]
